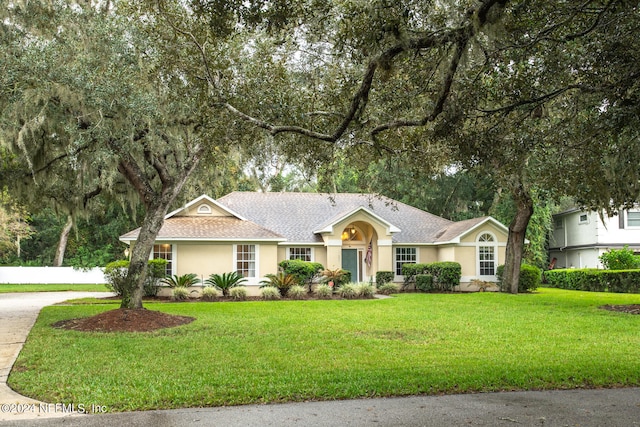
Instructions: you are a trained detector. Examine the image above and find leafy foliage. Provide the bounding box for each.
[314,284,333,299]
[171,286,190,301]
[229,286,248,301]
[162,274,200,289]
[278,260,324,291]
[375,271,394,286]
[320,268,350,287]
[201,286,220,301]
[497,264,541,293]
[260,271,298,297]
[103,260,131,296]
[545,269,640,293]
[415,275,434,292]
[260,286,281,301]
[599,246,640,270]
[376,282,399,295]
[287,285,306,300]
[205,272,248,297]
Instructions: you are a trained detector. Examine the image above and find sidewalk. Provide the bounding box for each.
[0,292,112,421]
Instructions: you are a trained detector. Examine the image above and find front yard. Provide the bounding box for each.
[9,288,640,412]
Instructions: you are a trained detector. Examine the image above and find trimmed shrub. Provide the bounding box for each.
[104,260,130,296]
[287,285,307,300]
[375,271,394,286]
[376,282,399,295]
[229,286,248,301]
[355,283,375,298]
[314,283,334,299]
[425,262,461,291]
[144,258,168,297]
[416,274,434,292]
[544,268,640,293]
[279,260,324,291]
[336,283,358,299]
[260,286,281,300]
[201,286,220,301]
[172,286,189,301]
[519,264,542,292]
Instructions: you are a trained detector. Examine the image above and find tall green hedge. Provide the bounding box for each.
[544,268,640,293]
[402,261,461,292]
[497,264,541,293]
[375,271,394,286]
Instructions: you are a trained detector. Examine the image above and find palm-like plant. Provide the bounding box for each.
[161,273,200,288]
[260,271,298,297]
[205,272,248,297]
[320,268,349,287]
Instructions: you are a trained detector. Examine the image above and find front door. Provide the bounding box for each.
[342,249,358,283]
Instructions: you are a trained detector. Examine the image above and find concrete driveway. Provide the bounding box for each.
[0,292,112,421]
[1,292,639,426]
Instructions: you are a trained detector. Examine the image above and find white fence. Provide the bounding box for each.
[0,267,106,284]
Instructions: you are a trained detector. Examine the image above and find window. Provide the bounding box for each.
[554,217,563,230]
[289,247,312,261]
[153,244,173,276]
[477,233,496,276]
[395,247,416,276]
[236,244,256,278]
[628,212,640,227]
[197,204,212,214]
[579,213,588,224]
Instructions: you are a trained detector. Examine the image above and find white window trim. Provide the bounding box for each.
[197,204,212,214]
[579,213,589,224]
[476,232,497,278]
[394,247,418,280]
[151,243,177,276]
[233,244,259,284]
[626,212,640,229]
[287,247,314,262]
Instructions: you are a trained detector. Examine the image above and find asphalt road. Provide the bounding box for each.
[2,387,640,427]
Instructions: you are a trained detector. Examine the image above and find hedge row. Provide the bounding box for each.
[544,268,640,293]
[496,264,541,293]
[402,262,461,292]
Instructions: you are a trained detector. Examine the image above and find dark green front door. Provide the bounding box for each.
[342,249,358,283]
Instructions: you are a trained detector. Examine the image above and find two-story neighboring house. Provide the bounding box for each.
[549,208,640,269]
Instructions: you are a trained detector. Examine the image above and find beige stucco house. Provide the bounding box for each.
[120,192,508,295]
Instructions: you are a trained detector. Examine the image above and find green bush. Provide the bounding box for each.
[260,286,281,300]
[376,282,399,295]
[144,258,167,297]
[314,283,333,299]
[416,274,434,292]
[518,264,542,292]
[402,262,461,291]
[320,268,351,287]
[599,246,640,270]
[279,260,324,291]
[229,286,248,301]
[545,268,640,293]
[103,260,130,296]
[205,272,247,296]
[171,286,190,301]
[287,285,307,300]
[375,271,394,286]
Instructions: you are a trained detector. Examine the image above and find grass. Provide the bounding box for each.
[9,288,640,412]
[0,284,108,293]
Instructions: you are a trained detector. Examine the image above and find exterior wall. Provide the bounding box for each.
[549,208,640,269]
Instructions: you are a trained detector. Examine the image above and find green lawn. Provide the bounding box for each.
[9,288,640,412]
[0,284,108,293]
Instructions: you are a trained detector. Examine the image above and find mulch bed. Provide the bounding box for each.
[599,304,640,315]
[53,309,195,333]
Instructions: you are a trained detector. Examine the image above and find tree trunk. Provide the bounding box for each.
[502,182,534,294]
[53,215,73,267]
[121,200,169,309]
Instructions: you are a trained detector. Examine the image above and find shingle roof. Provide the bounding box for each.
[433,217,490,243]
[217,192,456,244]
[120,216,285,241]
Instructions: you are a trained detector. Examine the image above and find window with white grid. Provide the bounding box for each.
[395,247,417,276]
[153,244,173,276]
[289,247,312,261]
[477,233,496,276]
[236,244,256,278]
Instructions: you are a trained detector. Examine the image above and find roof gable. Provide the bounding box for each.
[434,216,509,244]
[165,194,246,220]
[313,206,401,236]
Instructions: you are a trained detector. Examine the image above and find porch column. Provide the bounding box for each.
[326,239,343,270]
[377,239,393,272]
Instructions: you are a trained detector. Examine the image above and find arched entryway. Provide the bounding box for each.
[341,222,376,283]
